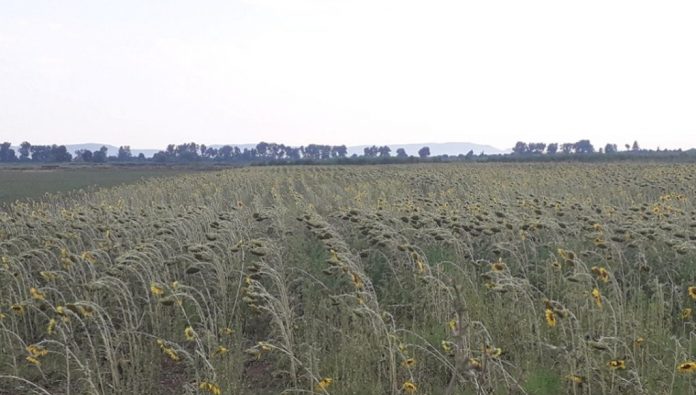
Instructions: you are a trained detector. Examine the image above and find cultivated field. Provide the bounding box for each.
[1,163,696,394]
[0,165,194,204]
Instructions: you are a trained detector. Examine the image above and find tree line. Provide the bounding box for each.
[0,142,124,163]
[0,139,691,164]
[511,140,643,155]
[0,141,435,163]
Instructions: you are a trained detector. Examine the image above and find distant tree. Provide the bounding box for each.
[512,141,529,154]
[217,145,235,160]
[624,144,631,151]
[377,146,391,157]
[92,146,108,163]
[529,143,546,154]
[274,144,286,160]
[256,142,269,158]
[152,151,167,162]
[26,145,71,162]
[29,145,51,161]
[118,146,133,161]
[137,153,146,160]
[285,147,301,160]
[465,149,475,159]
[232,146,242,159]
[632,141,640,152]
[396,148,408,158]
[363,146,378,158]
[574,140,595,154]
[298,144,331,160]
[561,143,575,154]
[319,145,332,160]
[75,149,93,162]
[604,143,618,154]
[51,145,72,162]
[0,142,17,162]
[418,146,430,158]
[176,142,199,161]
[204,146,218,159]
[546,143,558,154]
[304,145,321,160]
[246,148,258,160]
[331,145,348,158]
[19,141,31,161]
[288,147,303,160]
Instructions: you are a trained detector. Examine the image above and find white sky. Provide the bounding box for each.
[1,0,695,150]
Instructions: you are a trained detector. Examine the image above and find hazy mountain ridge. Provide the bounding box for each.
[346,142,507,156]
[58,142,507,158]
[60,144,158,158]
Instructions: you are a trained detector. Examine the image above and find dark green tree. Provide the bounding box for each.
[29,145,51,161]
[51,145,72,162]
[92,146,108,163]
[529,143,546,154]
[512,141,529,154]
[561,143,575,154]
[0,142,17,162]
[118,146,133,161]
[378,146,391,157]
[286,147,301,160]
[217,145,235,160]
[319,145,332,160]
[75,149,93,162]
[363,146,378,158]
[546,143,558,154]
[304,145,321,160]
[175,142,199,161]
[256,142,269,158]
[418,146,430,158]
[19,141,31,160]
[574,140,594,154]
[332,145,348,158]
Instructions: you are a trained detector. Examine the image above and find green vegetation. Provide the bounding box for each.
[0,165,193,203]
[1,163,696,394]
[3,140,696,167]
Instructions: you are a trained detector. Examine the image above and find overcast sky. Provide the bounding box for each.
[1,1,695,150]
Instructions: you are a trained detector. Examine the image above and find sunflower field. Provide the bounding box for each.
[2,163,696,394]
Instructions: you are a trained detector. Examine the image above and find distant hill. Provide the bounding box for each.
[63,144,116,156]
[19,142,506,158]
[346,142,507,156]
[63,144,160,158]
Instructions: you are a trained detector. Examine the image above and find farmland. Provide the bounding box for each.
[0,165,195,204]
[1,163,696,394]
